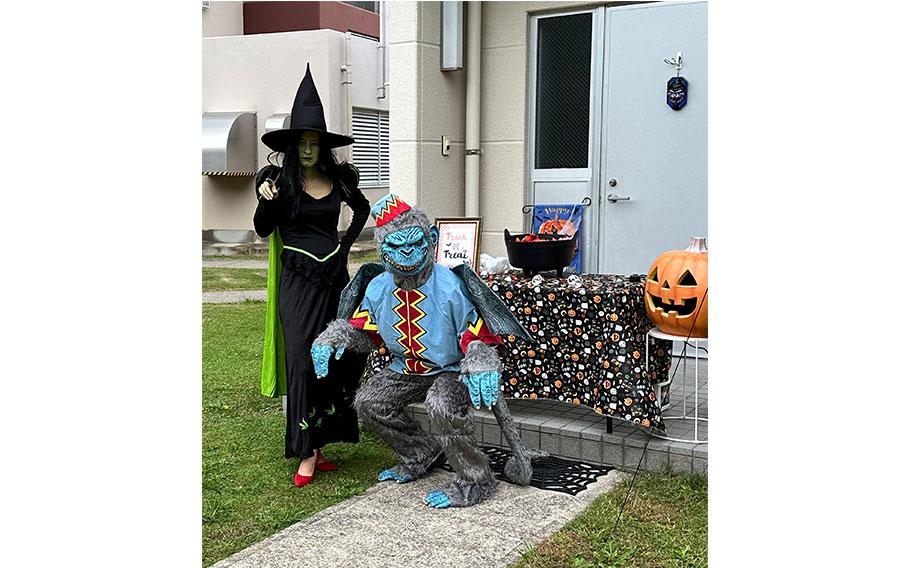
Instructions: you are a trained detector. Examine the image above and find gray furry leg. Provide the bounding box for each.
[424,373,498,507]
[461,342,537,485]
[354,369,441,482]
[460,340,502,375]
[493,398,535,486]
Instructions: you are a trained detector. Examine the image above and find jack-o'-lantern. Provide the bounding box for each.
[644,237,708,338]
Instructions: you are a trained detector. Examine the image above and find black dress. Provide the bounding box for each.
[253,165,370,459]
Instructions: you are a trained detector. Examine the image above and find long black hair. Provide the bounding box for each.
[273,135,354,217]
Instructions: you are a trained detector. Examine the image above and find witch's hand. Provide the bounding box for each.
[258,179,278,200]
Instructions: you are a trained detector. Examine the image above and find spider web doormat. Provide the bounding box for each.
[439,446,614,496]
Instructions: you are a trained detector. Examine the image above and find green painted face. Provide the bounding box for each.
[298,131,320,168]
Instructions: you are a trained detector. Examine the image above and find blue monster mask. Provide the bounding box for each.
[380,225,439,276]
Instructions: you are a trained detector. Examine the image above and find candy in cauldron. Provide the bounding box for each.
[503,228,578,278]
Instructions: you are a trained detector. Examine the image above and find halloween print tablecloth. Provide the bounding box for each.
[364,272,672,430]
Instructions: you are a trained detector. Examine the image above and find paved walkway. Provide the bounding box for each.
[203,290,268,303]
[212,468,624,568]
[203,258,269,269]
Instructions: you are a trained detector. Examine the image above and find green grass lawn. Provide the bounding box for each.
[203,248,378,265]
[348,248,378,265]
[202,268,268,292]
[202,302,396,566]
[202,250,378,293]
[513,472,708,568]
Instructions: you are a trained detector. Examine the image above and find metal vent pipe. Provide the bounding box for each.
[464,1,481,217]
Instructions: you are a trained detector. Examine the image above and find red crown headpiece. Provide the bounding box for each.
[370,194,413,227]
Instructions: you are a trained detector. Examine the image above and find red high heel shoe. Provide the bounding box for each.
[315,451,338,472]
[293,472,314,487]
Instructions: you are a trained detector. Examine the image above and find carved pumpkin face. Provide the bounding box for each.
[644,237,708,338]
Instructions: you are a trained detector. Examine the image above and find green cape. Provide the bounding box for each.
[260,230,287,397]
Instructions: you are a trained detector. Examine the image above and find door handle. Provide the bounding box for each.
[606,193,631,203]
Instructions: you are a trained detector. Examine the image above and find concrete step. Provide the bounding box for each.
[405,397,707,476]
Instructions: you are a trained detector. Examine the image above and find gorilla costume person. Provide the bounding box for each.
[311,194,536,508]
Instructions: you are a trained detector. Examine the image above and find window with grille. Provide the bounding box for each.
[534,13,593,169]
[352,109,389,188]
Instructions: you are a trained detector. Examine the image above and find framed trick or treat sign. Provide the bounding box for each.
[434,217,482,272]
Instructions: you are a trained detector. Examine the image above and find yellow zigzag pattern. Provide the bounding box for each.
[352,306,378,331]
[375,195,401,222]
[393,289,428,358]
[467,316,486,337]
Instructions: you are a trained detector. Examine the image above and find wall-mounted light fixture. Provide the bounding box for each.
[440,1,463,71]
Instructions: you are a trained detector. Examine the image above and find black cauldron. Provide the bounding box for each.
[504,229,578,278]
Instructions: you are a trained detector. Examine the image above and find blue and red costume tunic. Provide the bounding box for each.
[349,264,502,375]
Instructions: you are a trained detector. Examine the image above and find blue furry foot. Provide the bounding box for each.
[423,490,452,509]
[377,468,414,484]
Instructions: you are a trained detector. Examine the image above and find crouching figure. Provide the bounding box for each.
[311,194,535,508]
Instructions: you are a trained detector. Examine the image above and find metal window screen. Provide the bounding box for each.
[353,109,389,187]
[535,13,592,170]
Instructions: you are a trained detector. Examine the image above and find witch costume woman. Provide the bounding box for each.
[254,65,370,487]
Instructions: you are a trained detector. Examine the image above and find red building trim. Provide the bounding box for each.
[243,1,380,39]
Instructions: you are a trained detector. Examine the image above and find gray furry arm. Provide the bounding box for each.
[460,340,502,375]
[314,318,376,353]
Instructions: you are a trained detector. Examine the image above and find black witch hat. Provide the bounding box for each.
[261,63,355,152]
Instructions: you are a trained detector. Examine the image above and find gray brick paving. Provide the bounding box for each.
[405,357,708,477]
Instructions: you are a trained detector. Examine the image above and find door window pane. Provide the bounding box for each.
[535,13,592,169]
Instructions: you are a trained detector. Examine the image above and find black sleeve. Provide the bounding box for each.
[252,166,285,238]
[339,164,370,255]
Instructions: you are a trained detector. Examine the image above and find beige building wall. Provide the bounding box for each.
[387,1,467,225]
[202,1,244,38]
[389,1,602,257]
[479,1,602,256]
[202,29,389,233]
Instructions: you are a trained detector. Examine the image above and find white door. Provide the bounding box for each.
[597,1,708,275]
[527,8,604,272]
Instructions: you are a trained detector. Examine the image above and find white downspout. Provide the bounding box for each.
[342,32,354,163]
[338,33,355,231]
[464,1,481,217]
[377,1,388,99]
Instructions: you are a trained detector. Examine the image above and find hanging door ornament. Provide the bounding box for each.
[664,51,688,111]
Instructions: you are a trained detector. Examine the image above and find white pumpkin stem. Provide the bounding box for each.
[686,236,707,253]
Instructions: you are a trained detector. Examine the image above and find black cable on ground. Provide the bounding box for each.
[608,286,708,541]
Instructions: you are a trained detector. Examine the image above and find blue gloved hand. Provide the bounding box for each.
[462,370,501,409]
[310,344,345,379]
